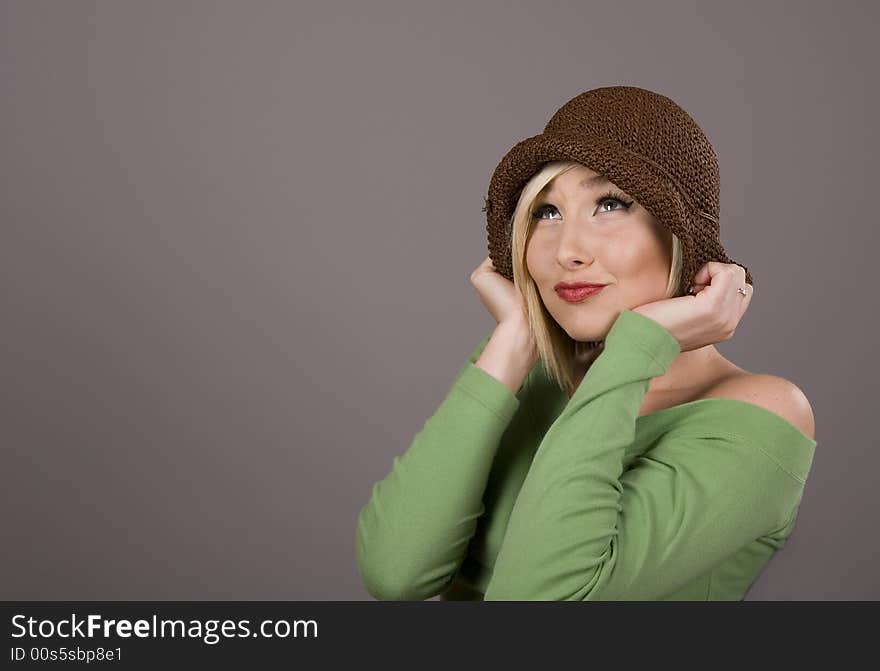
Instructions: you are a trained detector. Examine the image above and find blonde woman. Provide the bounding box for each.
[356,86,816,601]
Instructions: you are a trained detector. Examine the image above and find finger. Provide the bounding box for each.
[735,281,752,302]
[736,283,753,324]
[692,261,744,292]
[475,255,493,273]
[691,261,726,286]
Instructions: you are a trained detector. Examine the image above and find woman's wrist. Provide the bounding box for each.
[474,319,538,395]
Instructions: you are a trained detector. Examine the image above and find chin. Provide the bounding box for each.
[563,314,613,343]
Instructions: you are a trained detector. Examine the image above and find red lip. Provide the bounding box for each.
[554,281,607,290]
[555,285,606,302]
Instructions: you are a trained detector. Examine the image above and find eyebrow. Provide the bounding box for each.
[541,174,610,197]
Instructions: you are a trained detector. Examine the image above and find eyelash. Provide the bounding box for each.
[531,190,635,220]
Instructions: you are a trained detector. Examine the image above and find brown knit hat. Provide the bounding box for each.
[482,85,752,297]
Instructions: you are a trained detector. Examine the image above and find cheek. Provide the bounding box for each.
[525,238,547,278]
[606,231,665,273]
[525,244,558,301]
[604,238,644,270]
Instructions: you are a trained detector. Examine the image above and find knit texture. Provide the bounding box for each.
[482,85,752,297]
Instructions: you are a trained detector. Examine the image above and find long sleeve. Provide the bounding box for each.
[356,331,521,600]
[483,309,804,601]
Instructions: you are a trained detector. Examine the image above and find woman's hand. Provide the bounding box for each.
[631,262,753,353]
[469,256,537,394]
[470,255,530,327]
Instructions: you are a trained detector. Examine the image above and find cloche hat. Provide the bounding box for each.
[481,85,753,297]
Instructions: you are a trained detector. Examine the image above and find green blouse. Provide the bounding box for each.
[356,309,817,600]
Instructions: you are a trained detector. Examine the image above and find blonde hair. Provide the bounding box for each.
[510,160,683,395]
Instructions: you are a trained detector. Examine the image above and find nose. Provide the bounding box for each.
[555,219,595,271]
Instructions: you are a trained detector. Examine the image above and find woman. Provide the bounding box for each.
[356,86,817,601]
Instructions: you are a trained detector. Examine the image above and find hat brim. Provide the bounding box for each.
[484,131,753,293]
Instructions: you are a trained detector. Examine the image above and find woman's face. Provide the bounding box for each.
[525,164,673,342]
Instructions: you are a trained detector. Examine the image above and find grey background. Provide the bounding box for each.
[2,0,877,600]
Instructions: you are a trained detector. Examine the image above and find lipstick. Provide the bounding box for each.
[556,285,606,303]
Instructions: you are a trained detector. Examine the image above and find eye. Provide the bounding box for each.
[531,203,561,221]
[530,190,634,221]
[597,193,633,213]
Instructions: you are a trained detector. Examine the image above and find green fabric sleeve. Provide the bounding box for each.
[483,309,804,601]
[356,329,520,600]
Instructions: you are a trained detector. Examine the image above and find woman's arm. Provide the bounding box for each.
[483,309,805,601]
[472,319,538,395]
[355,324,531,600]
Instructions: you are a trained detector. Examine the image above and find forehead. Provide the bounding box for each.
[540,167,612,196]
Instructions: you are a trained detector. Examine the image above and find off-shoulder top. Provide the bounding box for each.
[356,309,817,600]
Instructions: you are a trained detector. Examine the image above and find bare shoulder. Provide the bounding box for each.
[702,372,816,441]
